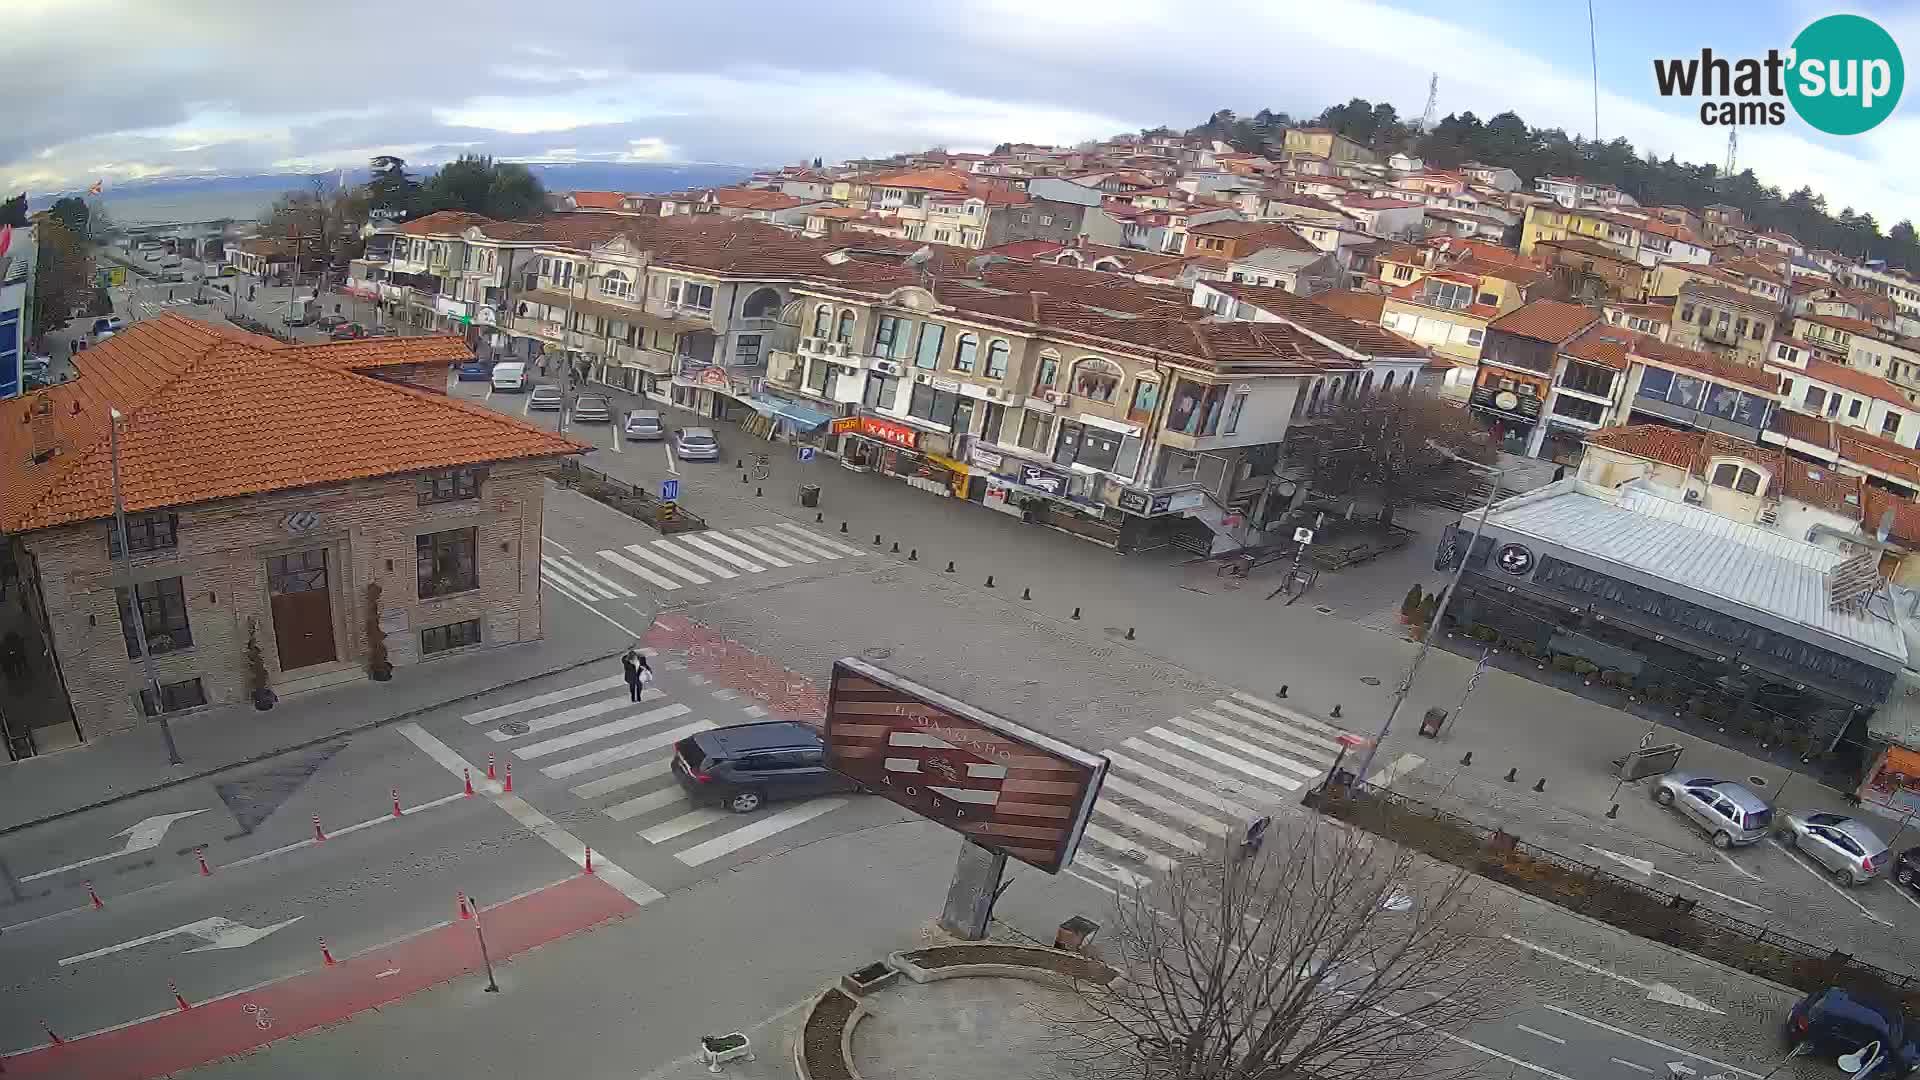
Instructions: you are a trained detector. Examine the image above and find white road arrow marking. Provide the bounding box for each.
[59,915,302,965]
[22,809,211,881]
[1585,844,1655,877]
[1505,935,1723,1015]
[1583,846,1768,912]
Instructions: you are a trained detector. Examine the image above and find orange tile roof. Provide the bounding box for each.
[1768,408,1838,451]
[1798,312,1884,338]
[1562,325,1637,370]
[0,315,586,533]
[1834,429,1920,487]
[399,210,494,235]
[276,336,471,371]
[1632,335,1779,393]
[1798,357,1909,403]
[1862,485,1920,545]
[866,169,975,194]
[1206,283,1424,357]
[568,190,625,210]
[1778,460,1865,519]
[1488,299,1599,344]
[1312,289,1386,324]
[1583,424,1708,470]
[710,188,807,211]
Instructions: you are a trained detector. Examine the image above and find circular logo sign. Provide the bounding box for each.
[1788,15,1904,135]
[1496,543,1534,576]
[1493,391,1520,411]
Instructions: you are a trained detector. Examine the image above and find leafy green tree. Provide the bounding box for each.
[30,220,90,332]
[48,197,90,238]
[416,155,547,220]
[367,155,418,220]
[0,193,26,227]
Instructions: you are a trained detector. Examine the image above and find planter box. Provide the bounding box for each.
[840,962,900,997]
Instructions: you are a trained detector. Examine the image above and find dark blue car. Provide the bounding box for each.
[1789,988,1919,1076]
[456,359,494,381]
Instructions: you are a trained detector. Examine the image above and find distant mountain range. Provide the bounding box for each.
[26,162,758,223]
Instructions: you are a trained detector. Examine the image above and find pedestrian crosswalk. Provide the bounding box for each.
[539,521,866,602]
[1067,692,1391,892]
[460,667,851,868]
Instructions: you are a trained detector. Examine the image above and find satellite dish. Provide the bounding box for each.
[1878,508,1895,543]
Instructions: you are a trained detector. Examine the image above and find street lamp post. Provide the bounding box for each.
[109,408,183,767]
[1352,444,1504,784]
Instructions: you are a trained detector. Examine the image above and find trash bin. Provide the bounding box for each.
[799,484,821,508]
[1418,707,1447,739]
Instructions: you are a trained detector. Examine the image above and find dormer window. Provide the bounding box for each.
[1709,461,1765,496]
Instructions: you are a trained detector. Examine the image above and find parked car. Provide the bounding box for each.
[1779,812,1891,885]
[286,311,315,328]
[529,384,563,411]
[674,426,721,461]
[317,314,349,330]
[91,316,124,337]
[572,394,612,423]
[1787,987,1918,1076]
[1896,847,1920,890]
[1652,772,1773,847]
[328,323,365,341]
[490,361,528,392]
[456,359,493,381]
[366,324,399,337]
[623,410,666,441]
[671,722,857,814]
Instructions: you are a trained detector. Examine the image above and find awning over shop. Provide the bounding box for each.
[745,395,834,431]
[517,288,708,332]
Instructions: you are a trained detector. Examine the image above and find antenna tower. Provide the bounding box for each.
[1418,74,1439,132]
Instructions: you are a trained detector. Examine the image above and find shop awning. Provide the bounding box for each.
[746,395,834,431]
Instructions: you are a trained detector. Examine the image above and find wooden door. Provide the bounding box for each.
[268,548,337,671]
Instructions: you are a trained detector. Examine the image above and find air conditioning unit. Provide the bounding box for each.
[1682,488,1703,504]
[985,387,1000,399]
[1759,504,1780,525]
[1043,389,1070,406]
[835,342,853,357]
[800,337,818,352]
[915,372,932,384]
[871,359,902,377]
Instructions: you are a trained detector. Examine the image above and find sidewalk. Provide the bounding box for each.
[0,599,622,835]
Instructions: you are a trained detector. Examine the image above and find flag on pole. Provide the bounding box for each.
[87,179,103,196]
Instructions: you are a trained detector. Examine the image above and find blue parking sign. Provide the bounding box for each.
[798,447,816,463]
[660,478,680,501]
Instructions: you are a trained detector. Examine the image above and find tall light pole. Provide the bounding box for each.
[109,407,183,766]
[1352,443,1503,784]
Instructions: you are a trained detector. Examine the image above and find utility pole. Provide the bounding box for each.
[109,408,183,767]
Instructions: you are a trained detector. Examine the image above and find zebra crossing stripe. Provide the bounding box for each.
[540,559,606,602]
[554,553,637,597]
[1098,775,1229,835]
[541,720,713,779]
[674,798,847,866]
[613,543,711,585]
[597,548,684,591]
[1188,707,1336,766]
[515,703,694,760]
[1105,751,1259,820]
[750,526,840,560]
[1071,853,1152,892]
[541,571,596,605]
[1211,699,1347,752]
[466,675,628,725]
[604,786,687,821]
[732,528,816,564]
[639,807,730,843]
[701,531,791,568]
[646,539,738,579]
[1228,692,1351,738]
[1091,799,1208,855]
[1142,728,1305,792]
[1117,739,1284,804]
[484,688,667,742]
[1163,716,1322,781]
[568,758,674,799]
[768,522,864,558]
[673,534,764,573]
[1081,823,1176,872]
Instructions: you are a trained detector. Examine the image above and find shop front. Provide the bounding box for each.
[671,361,755,421]
[1468,365,1548,455]
[983,457,1128,546]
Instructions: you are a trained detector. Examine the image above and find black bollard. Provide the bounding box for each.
[1532,778,1546,793]
[1606,804,1619,819]
[1277,685,1288,698]
[1459,752,1473,767]
[944,560,955,572]
[891,541,900,553]
[874,534,882,546]
[840,521,848,533]
[816,512,824,523]
[756,487,763,497]
[735,458,743,469]
[1021,587,1031,600]
[741,473,749,484]
[1503,767,1517,783]
[1125,627,1135,640]
[908,549,917,561]
[1331,704,1342,719]
[1071,607,1082,620]
[984,575,994,587]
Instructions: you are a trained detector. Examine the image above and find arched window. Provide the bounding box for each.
[985,340,1010,379]
[1307,380,1323,413]
[835,310,856,344]
[1362,371,1376,397]
[597,269,632,299]
[812,305,832,338]
[1033,350,1061,393]
[742,287,782,319]
[953,334,978,373]
[1071,357,1123,402]
[1293,382,1310,417]
[1382,371,1398,393]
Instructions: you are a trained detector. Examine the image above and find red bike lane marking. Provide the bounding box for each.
[645,613,828,722]
[4,874,636,1079]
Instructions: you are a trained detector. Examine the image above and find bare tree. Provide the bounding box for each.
[1049,823,1494,1080]
[1304,389,1498,528]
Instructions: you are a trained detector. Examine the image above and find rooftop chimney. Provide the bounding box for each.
[27,396,55,464]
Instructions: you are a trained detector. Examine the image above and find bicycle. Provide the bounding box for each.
[243,1002,273,1029]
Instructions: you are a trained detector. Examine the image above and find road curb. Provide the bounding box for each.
[0,647,625,839]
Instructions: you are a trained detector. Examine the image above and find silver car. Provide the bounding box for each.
[674,426,721,461]
[1779,811,1890,885]
[528,385,563,411]
[1652,772,1774,847]
[572,394,611,423]
[623,410,665,441]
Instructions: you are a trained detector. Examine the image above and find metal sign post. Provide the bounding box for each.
[940,838,1009,940]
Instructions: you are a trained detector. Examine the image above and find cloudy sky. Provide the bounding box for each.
[7,0,1915,222]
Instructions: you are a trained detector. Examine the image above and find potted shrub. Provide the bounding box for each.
[1399,584,1424,625]
[365,581,393,682]
[245,618,276,710]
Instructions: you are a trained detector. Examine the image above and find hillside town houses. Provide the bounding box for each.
[317,129,1920,788]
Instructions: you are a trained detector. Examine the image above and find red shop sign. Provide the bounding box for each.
[859,416,918,449]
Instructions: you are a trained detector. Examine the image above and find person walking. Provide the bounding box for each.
[622,644,652,702]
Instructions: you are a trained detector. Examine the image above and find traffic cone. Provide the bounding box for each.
[171,980,192,1011]
[319,937,337,966]
[464,768,474,797]
[391,788,403,818]
[196,848,212,876]
[85,881,103,909]
[584,847,596,875]
[487,752,496,780]
[313,814,327,842]
[457,891,473,921]
[503,761,513,793]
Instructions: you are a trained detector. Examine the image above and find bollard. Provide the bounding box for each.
[1331,704,1342,719]
[1606,803,1620,819]
[487,752,496,780]
[741,473,749,484]
[907,549,917,561]
[1125,627,1135,640]
[1459,752,1473,767]
[85,881,103,909]
[1021,587,1031,600]
[320,937,337,966]
[816,512,824,523]
[1503,767,1518,783]
[875,534,883,546]
[891,541,900,553]
[756,487,763,497]
[504,760,513,793]
[313,814,327,842]
[392,788,404,818]
[197,848,213,877]
[984,574,994,587]
[458,891,474,921]
[1071,607,1082,620]
[171,980,192,1012]
[1277,685,1288,698]
[584,847,596,875]
[1532,778,1546,793]
[464,768,474,797]
[735,458,744,469]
